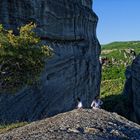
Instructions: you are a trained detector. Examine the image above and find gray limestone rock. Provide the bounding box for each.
[123,55,140,124]
[0,0,101,123]
[0,109,140,140]
[123,66,133,97]
[131,55,140,123]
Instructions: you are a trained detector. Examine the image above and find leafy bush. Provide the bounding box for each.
[102,65,126,81]
[101,79,125,98]
[0,23,52,93]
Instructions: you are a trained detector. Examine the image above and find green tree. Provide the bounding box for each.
[0,23,52,93]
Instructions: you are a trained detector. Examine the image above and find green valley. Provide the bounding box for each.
[101,41,140,118]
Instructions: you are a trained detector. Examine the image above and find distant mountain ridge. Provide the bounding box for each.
[102,41,140,52]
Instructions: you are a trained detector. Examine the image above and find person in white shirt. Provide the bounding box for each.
[91,96,103,109]
[77,97,83,109]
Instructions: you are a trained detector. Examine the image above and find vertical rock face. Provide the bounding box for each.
[0,0,101,123]
[132,56,140,124]
[123,55,140,124]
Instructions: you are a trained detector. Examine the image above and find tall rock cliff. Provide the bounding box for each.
[123,55,140,124]
[0,0,101,123]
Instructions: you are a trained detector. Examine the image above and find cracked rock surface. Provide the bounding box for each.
[0,0,101,123]
[0,109,140,140]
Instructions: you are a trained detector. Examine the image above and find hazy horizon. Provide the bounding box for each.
[100,40,140,45]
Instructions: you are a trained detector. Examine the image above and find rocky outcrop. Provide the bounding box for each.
[0,0,101,123]
[132,55,140,123]
[0,109,140,140]
[0,0,95,40]
[123,55,140,124]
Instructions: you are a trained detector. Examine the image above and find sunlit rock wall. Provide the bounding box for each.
[0,0,101,123]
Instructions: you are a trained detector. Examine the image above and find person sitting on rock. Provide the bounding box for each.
[77,97,83,109]
[91,96,103,109]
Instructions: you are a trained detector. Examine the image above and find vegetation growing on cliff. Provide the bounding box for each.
[0,23,52,94]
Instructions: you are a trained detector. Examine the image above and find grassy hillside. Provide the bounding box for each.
[102,41,140,51]
[101,41,140,118]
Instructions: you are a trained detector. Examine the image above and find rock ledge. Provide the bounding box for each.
[0,109,140,140]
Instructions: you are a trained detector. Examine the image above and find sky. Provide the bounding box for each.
[93,0,140,44]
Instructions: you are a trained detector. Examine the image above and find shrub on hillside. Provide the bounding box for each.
[0,23,52,93]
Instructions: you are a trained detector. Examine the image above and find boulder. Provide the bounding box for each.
[0,109,140,140]
[0,0,101,123]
